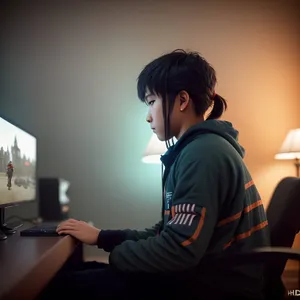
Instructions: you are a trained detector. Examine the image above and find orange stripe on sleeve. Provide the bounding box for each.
[245,180,254,190]
[217,199,263,227]
[171,206,175,218]
[181,208,206,247]
[244,199,263,213]
[217,211,242,227]
[223,220,268,249]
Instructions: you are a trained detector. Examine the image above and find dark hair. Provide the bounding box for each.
[137,49,227,147]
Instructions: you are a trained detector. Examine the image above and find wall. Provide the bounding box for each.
[1,0,299,257]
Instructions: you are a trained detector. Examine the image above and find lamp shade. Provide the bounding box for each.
[142,134,167,164]
[142,134,178,164]
[275,128,300,160]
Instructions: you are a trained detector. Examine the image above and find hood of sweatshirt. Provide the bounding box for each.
[160,120,245,169]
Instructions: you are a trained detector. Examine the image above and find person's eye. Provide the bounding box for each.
[148,100,155,106]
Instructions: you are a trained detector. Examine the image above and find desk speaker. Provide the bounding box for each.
[38,178,70,222]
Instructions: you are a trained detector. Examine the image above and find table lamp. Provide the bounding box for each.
[142,134,168,164]
[275,128,300,177]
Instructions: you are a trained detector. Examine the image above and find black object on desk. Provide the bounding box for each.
[20,222,60,237]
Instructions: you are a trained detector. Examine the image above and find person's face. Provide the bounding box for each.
[145,91,166,141]
[145,89,191,141]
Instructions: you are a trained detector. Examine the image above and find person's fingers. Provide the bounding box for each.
[57,222,69,229]
[57,230,71,235]
[68,219,78,223]
[57,225,76,232]
[57,228,78,234]
[57,219,78,229]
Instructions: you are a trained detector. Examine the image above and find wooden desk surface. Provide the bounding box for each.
[0,225,81,300]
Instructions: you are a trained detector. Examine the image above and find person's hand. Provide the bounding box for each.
[56,218,101,245]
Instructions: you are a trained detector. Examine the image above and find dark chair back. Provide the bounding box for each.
[264,177,300,299]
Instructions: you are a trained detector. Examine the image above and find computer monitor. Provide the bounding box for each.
[0,115,37,240]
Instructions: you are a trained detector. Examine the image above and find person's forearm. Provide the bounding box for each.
[97,221,162,252]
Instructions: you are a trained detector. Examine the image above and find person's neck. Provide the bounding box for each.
[176,116,204,140]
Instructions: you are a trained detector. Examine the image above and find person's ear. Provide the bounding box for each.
[178,90,190,112]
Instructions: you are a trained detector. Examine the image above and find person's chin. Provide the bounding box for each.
[156,133,166,141]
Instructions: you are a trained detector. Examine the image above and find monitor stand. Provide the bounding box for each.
[0,207,20,241]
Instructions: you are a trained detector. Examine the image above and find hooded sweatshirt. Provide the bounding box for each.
[97,120,270,295]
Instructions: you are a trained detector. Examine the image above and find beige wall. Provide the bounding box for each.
[1,0,299,256]
[218,2,300,206]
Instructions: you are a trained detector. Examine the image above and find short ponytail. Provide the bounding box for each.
[207,93,227,120]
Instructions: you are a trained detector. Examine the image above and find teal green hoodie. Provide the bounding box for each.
[98,120,270,295]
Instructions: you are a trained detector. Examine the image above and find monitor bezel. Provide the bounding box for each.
[0,113,38,208]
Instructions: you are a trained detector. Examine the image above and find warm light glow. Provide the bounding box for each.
[142,134,177,164]
[142,154,162,164]
[275,128,300,160]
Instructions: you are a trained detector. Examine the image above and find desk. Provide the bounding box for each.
[0,225,83,300]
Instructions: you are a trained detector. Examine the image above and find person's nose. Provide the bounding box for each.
[146,111,152,123]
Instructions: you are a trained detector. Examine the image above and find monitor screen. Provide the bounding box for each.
[0,116,37,207]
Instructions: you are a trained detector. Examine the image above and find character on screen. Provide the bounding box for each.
[6,161,14,190]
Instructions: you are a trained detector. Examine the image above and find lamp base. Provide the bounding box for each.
[295,158,300,177]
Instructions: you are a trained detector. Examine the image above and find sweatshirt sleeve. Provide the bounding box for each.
[108,151,226,273]
[97,221,162,252]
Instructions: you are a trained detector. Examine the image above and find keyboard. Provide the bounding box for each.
[20,223,61,237]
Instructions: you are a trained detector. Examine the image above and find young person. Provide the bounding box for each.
[42,49,270,299]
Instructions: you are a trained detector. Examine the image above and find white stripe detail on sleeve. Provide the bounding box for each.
[173,203,196,214]
[168,213,179,225]
[183,214,191,225]
[167,203,198,227]
[188,214,196,226]
[186,203,190,212]
[174,214,182,224]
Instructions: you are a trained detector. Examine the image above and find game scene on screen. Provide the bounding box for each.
[0,117,36,205]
